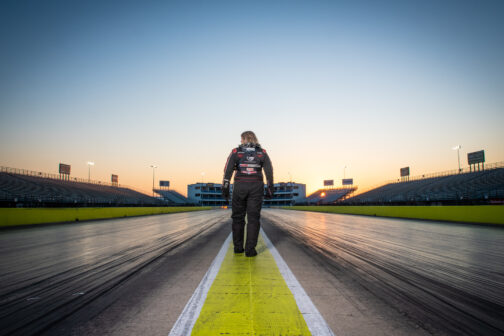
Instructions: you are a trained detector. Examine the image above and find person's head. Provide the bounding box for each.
[241,131,258,145]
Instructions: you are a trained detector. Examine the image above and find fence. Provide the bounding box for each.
[386,161,504,184]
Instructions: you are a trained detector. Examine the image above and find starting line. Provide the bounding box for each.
[169,228,334,335]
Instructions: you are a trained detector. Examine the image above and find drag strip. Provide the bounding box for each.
[263,209,504,336]
[169,228,334,336]
[0,209,228,336]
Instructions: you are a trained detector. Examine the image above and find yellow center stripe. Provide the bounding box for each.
[191,232,312,335]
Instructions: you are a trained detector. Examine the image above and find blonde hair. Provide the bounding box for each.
[241,131,259,144]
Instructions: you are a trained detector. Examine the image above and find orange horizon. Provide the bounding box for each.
[2,155,502,198]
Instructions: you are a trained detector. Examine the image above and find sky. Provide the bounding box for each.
[1,0,503,196]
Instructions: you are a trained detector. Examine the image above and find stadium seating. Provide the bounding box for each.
[344,168,504,204]
[154,189,191,205]
[304,188,356,205]
[0,172,164,206]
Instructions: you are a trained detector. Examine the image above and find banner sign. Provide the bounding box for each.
[342,178,353,185]
[467,150,485,165]
[59,163,71,175]
[323,179,334,186]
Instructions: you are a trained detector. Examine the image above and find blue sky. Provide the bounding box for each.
[1,0,503,195]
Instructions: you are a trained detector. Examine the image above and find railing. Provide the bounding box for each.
[385,161,504,184]
[0,166,152,196]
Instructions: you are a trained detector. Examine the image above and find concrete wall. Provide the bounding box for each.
[0,207,212,227]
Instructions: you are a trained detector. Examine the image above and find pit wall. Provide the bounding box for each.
[0,207,213,227]
[283,205,504,225]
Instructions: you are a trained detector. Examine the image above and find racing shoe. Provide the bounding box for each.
[245,248,257,257]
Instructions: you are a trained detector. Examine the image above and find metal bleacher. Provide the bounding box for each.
[344,166,504,205]
[0,167,164,206]
[304,187,357,205]
[154,189,191,205]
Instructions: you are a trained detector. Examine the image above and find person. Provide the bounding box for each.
[221,131,274,257]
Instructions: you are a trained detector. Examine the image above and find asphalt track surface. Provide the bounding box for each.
[264,209,504,336]
[0,209,503,335]
[0,210,228,336]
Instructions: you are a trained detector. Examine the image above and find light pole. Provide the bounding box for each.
[201,172,205,183]
[452,145,461,173]
[150,165,157,197]
[343,166,347,179]
[87,162,94,182]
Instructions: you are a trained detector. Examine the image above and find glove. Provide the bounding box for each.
[265,184,274,200]
[222,179,230,201]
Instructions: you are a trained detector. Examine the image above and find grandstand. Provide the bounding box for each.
[154,189,191,205]
[0,167,164,207]
[343,164,504,205]
[303,187,357,205]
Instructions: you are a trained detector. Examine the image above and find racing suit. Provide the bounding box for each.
[222,143,274,254]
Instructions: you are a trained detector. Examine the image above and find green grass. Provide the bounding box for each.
[0,206,213,227]
[282,205,504,225]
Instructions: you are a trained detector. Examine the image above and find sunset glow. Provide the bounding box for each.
[1,1,503,196]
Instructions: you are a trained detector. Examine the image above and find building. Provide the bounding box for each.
[187,182,306,207]
[187,183,231,206]
[263,182,306,206]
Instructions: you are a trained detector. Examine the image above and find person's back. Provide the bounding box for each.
[222,131,274,257]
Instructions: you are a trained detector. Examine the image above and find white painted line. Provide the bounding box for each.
[261,228,336,336]
[168,233,232,336]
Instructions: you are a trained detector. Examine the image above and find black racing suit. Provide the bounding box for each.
[223,143,273,252]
